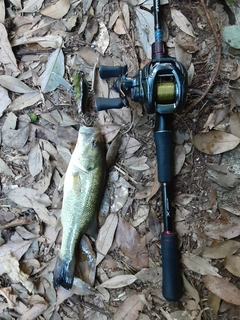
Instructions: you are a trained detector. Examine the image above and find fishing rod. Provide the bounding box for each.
[96,0,187,301]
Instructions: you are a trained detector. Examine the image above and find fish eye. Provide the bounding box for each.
[92,139,98,147]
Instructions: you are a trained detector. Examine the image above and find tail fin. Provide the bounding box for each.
[53,256,75,290]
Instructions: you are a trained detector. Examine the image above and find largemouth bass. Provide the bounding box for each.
[53,126,106,290]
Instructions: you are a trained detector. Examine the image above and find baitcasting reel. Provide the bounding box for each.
[96,56,187,115]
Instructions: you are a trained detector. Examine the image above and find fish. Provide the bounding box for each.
[53,126,106,290]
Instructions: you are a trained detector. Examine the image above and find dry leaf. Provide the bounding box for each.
[171,9,195,37]
[114,18,126,35]
[96,214,118,266]
[0,239,33,276]
[22,0,44,12]
[0,86,11,116]
[131,204,149,227]
[203,275,240,306]
[8,91,42,112]
[109,10,118,29]
[204,213,240,240]
[224,254,240,277]
[135,7,154,59]
[85,18,99,43]
[97,21,109,55]
[230,112,240,138]
[100,124,121,143]
[95,70,109,99]
[2,125,29,149]
[175,41,192,70]
[20,304,48,320]
[115,217,148,270]
[122,2,130,28]
[7,187,41,208]
[32,201,57,226]
[113,293,145,320]
[111,185,129,212]
[35,151,53,194]
[193,131,240,155]
[123,156,149,171]
[207,164,240,189]
[56,277,96,307]
[203,104,230,132]
[77,235,96,286]
[39,48,65,93]
[106,134,122,168]
[40,0,70,19]
[0,75,34,93]
[182,253,221,277]
[135,267,162,283]
[0,253,35,292]
[174,193,195,206]
[28,141,43,177]
[173,145,186,176]
[170,310,192,320]
[207,292,221,316]
[201,240,240,259]
[0,0,5,23]
[219,203,240,216]
[175,30,199,53]
[100,274,137,289]
[182,274,200,304]
[12,35,63,48]
[0,23,19,73]
[0,158,14,177]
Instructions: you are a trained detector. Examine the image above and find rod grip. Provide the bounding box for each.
[154,130,172,182]
[99,66,122,79]
[96,97,124,111]
[161,232,182,301]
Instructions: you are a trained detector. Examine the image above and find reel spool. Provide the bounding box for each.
[156,81,175,104]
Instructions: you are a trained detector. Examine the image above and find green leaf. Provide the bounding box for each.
[223,25,240,49]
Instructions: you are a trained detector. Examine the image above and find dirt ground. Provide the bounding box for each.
[0,0,240,319]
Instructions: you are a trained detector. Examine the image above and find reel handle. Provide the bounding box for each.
[99,66,123,79]
[161,232,182,301]
[96,97,124,111]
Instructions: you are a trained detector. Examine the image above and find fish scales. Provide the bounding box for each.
[53,126,106,290]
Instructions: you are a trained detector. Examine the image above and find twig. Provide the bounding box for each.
[115,0,139,69]
[84,301,113,317]
[0,217,34,230]
[186,0,221,112]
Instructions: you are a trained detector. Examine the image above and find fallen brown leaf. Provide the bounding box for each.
[201,240,240,259]
[193,131,240,155]
[100,274,137,289]
[113,293,145,320]
[115,217,148,270]
[224,254,240,277]
[203,275,240,306]
[182,253,221,277]
[96,213,118,266]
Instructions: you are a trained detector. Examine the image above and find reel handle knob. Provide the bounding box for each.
[99,66,123,79]
[96,97,124,111]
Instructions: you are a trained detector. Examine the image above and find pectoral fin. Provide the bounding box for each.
[72,171,81,193]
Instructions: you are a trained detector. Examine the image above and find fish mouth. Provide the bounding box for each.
[79,126,103,143]
[79,126,100,135]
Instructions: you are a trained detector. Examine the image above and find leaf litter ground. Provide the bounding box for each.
[0,0,240,319]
